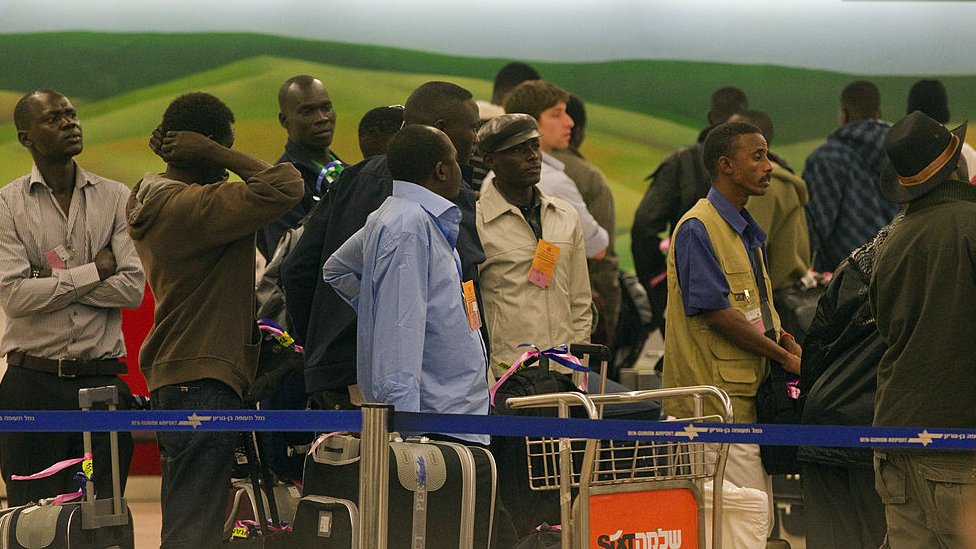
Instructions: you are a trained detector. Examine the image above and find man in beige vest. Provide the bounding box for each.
[662,120,802,529]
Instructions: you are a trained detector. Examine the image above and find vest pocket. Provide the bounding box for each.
[708,331,759,396]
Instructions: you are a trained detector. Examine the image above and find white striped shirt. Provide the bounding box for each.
[0,163,145,361]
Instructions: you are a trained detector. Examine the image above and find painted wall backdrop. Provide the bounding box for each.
[3,0,976,270]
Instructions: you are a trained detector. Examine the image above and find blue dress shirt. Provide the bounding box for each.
[323,181,489,444]
[673,187,768,316]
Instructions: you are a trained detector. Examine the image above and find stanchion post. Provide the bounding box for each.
[359,403,393,549]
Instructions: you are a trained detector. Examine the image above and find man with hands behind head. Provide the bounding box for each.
[127,92,303,549]
[0,88,145,507]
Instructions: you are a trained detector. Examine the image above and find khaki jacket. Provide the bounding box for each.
[476,181,592,376]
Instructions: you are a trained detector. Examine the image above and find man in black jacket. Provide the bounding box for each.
[631,87,748,340]
[868,111,976,548]
[798,217,899,549]
[281,81,485,410]
[258,75,343,259]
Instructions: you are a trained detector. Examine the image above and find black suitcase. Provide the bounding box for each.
[302,434,496,549]
[0,386,133,549]
[291,495,359,548]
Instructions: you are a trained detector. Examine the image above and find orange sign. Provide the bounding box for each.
[589,488,699,549]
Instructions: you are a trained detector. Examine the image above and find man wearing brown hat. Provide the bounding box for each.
[869,110,975,547]
[476,113,592,375]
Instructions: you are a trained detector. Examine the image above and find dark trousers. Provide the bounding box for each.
[152,379,241,549]
[800,461,886,549]
[0,366,134,507]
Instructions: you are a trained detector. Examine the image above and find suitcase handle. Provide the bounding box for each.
[78,386,120,408]
[77,385,129,530]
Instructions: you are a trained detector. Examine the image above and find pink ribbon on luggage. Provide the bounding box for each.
[10,452,92,481]
[257,319,303,353]
[489,344,590,407]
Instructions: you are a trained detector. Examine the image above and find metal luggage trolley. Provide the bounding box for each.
[507,385,734,549]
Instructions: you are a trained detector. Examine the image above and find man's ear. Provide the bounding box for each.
[278,112,288,130]
[433,160,449,181]
[17,130,31,149]
[482,152,495,170]
[718,155,734,175]
[432,119,447,132]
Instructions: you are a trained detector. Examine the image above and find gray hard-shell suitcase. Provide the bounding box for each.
[0,386,134,549]
[302,434,496,548]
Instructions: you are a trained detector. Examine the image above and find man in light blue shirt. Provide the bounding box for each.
[323,125,489,444]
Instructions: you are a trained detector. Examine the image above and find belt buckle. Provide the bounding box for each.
[57,358,77,379]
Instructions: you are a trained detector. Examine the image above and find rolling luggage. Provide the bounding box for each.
[0,386,133,549]
[302,434,496,549]
[291,496,359,548]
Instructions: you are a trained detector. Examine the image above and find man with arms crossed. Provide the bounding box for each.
[0,89,144,506]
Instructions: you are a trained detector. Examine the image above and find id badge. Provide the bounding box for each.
[744,307,765,334]
[44,244,72,269]
[462,280,482,331]
[528,239,561,288]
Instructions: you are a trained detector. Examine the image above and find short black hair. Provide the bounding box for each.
[708,86,749,125]
[702,121,763,178]
[13,89,64,131]
[386,125,453,185]
[907,79,950,124]
[841,80,881,120]
[161,92,235,142]
[492,62,541,104]
[403,81,473,126]
[565,94,587,130]
[358,105,403,137]
[733,109,774,144]
[278,75,320,110]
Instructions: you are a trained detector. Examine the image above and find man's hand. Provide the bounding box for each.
[779,335,802,375]
[94,247,117,281]
[148,126,164,159]
[154,130,219,165]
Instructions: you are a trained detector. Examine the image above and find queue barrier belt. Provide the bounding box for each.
[1,410,975,450]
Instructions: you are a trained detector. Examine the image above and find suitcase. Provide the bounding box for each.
[291,496,359,548]
[302,434,496,549]
[0,386,134,549]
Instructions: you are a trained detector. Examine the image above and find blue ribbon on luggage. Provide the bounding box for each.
[1,410,976,450]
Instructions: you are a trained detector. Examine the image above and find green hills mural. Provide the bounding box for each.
[3,32,976,269]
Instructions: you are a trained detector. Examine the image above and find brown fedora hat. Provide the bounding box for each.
[880,110,967,203]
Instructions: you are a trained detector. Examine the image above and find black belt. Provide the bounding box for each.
[6,352,127,378]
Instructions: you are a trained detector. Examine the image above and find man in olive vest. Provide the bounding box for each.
[662,120,802,530]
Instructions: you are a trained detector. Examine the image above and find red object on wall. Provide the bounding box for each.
[121,284,161,475]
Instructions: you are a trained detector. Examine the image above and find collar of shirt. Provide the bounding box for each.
[706,187,767,249]
[29,162,96,192]
[393,180,461,249]
[479,179,564,224]
[283,139,338,171]
[540,150,565,172]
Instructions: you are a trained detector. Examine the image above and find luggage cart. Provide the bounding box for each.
[507,385,733,549]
